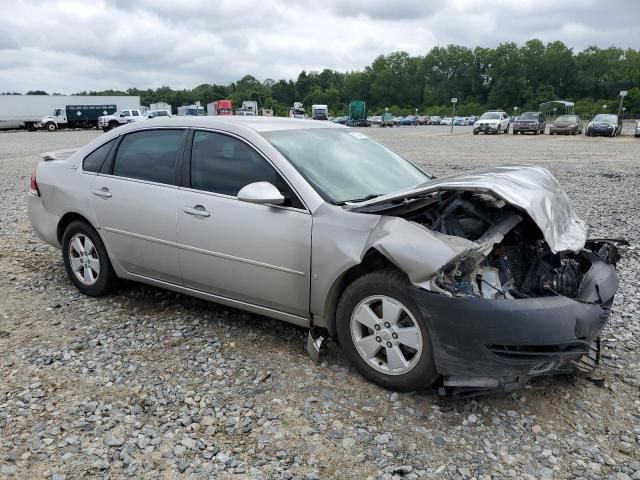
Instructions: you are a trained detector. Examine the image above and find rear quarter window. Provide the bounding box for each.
[82,139,116,173]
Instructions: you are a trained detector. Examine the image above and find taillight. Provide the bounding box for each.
[29,171,40,196]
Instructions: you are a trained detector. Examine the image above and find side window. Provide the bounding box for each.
[190,130,303,208]
[122,111,130,116]
[132,111,140,116]
[113,129,183,185]
[83,139,115,172]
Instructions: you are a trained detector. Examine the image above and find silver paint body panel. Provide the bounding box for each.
[28,117,588,331]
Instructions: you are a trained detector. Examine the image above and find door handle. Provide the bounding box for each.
[183,205,210,218]
[93,188,112,198]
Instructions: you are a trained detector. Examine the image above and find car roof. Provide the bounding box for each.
[127,116,345,133]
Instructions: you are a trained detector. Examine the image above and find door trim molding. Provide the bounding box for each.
[105,226,306,276]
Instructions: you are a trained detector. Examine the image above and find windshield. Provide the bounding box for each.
[593,114,617,123]
[480,112,501,120]
[519,112,538,120]
[556,115,578,122]
[262,128,431,203]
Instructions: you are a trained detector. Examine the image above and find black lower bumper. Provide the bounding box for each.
[409,258,618,381]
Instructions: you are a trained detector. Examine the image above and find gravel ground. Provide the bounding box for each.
[1,127,639,480]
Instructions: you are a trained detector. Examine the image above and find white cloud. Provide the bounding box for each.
[0,0,637,93]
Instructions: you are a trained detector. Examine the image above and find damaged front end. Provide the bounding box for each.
[349,166,622,393]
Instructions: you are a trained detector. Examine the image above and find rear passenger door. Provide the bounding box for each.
[90,129,186,284]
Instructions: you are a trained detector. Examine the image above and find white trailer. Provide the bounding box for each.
[0,95,141,130]
[150,102,172,114]
[237,100,258,115]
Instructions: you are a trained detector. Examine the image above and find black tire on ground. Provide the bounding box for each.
[336,269,439,392]
[504,125,509,134]
[512,130,517,135]
[62,220,117,297]
[533,130,538,135]
[45,122,56,132]
[107,121,119,131]
[473,131,478,135]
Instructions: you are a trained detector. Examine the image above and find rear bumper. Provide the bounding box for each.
[513,124,540,132]
[409,259,618,381]
[28,194,61,248]
[550,126,577,134]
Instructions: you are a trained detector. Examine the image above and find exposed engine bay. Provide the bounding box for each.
[399,190,619,301]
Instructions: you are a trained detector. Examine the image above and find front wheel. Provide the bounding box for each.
[62,221,116,297]
[45,122,56,132]
[336,270,438,391]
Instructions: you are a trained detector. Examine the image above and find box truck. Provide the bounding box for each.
[312,104,329,120]
[41,105,118,131]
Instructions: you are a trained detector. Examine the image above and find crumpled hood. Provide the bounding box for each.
[348,165,588,253]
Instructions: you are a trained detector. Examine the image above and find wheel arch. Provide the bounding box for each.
[57,212,96,244]
[322,248,404,338]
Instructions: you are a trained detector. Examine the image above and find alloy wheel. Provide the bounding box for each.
[350,295,423,375]
[68,233,100,285]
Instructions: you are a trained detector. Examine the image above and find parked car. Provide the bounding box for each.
[467,115,479,124]
[473,111,510,134]
[441,117,453,126]
[368,116,382,126]
[428,116,442,125]
[130,109,171,122]
[635,120,640,138]
[512,111,546,135]
[331,116,348,125]
[28,117,620,393]
[398,116,417,126]
[417,116,429,125]
[549,114,583,135]
[585,114,623,137]
[453,117,465,126]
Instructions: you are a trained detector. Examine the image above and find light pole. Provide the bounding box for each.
[514,106,518,118]
[603,104,607,112]
[415,108,418,127]
[451,97,457,134]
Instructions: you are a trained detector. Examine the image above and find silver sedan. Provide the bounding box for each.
[29,117,619,393]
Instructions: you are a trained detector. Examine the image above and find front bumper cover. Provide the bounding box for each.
[408,253,618,385]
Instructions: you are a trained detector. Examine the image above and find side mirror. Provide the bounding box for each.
[237,182,284,205]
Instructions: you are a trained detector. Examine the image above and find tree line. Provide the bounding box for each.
[4,40,640,117]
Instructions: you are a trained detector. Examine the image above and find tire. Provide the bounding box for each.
[473,131,478,135]
[533,130,538,135]
[101,127,108,132]
[504,125,509,134]
[336,270,438,391]
[107,121,119,131]
[62,220,116,297]
[512,130,517,135]
[45,122,56,132]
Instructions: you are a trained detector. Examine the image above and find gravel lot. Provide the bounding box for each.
[1,127,639,479]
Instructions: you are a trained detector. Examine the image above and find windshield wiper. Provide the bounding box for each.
[340,193,383,204]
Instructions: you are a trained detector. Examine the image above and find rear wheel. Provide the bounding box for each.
[336,270,438,391]
[62,221,116,297]
[504,125,509,134]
